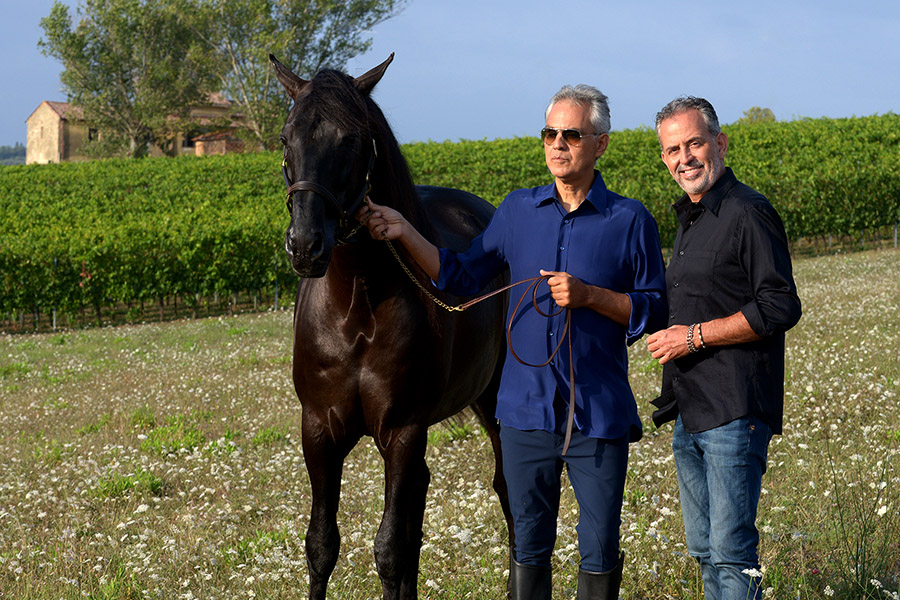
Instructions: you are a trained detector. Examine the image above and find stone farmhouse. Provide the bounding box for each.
[25,94,246,164]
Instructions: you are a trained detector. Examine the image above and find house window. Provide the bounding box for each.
[182,128,203,149]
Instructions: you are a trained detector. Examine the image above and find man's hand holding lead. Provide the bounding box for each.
[356,197,406,241]
[539,270,591,308]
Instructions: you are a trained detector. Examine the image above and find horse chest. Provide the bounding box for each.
[294,276,434,375]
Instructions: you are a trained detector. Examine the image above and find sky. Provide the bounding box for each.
[3,0,899,147]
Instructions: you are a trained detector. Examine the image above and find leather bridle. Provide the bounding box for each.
[282,138,377,244]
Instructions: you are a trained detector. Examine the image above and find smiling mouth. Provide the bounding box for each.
[678,164,704,179]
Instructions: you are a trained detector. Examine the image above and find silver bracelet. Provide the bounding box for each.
[697,322,706,349]
[687,323,699,353]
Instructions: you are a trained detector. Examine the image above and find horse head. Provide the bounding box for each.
[270,53,394,277]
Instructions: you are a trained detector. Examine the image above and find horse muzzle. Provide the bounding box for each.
[285,226,333,278]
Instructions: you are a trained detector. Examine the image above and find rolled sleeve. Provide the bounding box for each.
[626,290,666,345]
[624,216,668,344]
[738,204,802,337]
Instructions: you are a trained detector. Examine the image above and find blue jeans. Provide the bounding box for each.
[500,424,629,572]
[673,414,772,600]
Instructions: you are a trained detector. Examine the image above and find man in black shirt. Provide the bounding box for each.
[646,96,801,600]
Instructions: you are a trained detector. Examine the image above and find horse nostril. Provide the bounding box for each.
[308,232,324,260]
[285,229,295,257]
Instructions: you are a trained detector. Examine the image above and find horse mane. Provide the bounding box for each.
[302,69,435,240]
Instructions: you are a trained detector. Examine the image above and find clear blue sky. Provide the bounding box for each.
[3,0,898,147]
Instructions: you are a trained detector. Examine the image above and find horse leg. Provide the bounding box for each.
[373,425,430,600]
[302,411,361,600]
[472,388,515,598]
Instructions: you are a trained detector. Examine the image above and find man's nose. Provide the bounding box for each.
[552,132,569,149]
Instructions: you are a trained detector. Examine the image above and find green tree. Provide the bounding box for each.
[39,0,220,158]
[738,106,777,125]
[0,143,26,165]
[188,0,407,150]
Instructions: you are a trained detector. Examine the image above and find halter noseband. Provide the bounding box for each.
[282,137,377,243]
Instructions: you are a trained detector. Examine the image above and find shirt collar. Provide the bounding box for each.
[531,170,610,213]
[673,166,738,227]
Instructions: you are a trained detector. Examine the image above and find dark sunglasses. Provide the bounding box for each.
[540,127,598,147]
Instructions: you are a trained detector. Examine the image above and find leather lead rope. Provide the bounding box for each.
[386,241,577,455]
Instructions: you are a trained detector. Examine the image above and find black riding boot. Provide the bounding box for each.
[509,558,552,600]
[576,552,624,600]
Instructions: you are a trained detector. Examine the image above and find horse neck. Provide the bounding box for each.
[368,133,434,242]
[324,174,438,327]
[324,234,430,324]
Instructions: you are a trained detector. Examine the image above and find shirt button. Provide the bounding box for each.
[560,246,565,251]
[673,376,680,383]
[564,219,570,224]
[673,282,679,287]
[679,250,685,256]
[670,313,675,319]
[549,332,554,337]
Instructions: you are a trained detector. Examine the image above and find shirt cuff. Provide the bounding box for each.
[625,291,649,345]
[740,301,768,337]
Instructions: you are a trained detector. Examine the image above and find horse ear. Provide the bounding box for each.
[354,53,395,96]
[270,54,309,101]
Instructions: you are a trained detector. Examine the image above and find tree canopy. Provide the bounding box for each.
[738,106,777,125]
[188,0,407,150]
[39,0,220,158]
[0,143,26,166]
[39,0,407,158]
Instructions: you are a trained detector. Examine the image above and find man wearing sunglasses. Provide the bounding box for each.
[358,85,667,599]
[646,97,801,600]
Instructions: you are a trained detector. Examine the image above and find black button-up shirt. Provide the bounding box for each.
[658,168,802,434]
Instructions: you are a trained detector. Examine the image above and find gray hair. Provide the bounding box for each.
[655,96,721,139]
[545,85,611,135]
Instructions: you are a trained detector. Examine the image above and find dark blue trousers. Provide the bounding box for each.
[500,421,629,572]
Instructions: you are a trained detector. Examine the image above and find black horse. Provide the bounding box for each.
[270,53,513,599]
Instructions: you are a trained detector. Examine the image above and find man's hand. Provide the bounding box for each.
[539,269,632,326]
[646,325,691,364]
[539,270,590,308]
[355,197,406,241]
[354,196,442,280]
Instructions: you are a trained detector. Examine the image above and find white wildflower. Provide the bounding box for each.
[742,567,763,578]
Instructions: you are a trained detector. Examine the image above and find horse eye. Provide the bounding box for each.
[280,136,287,146]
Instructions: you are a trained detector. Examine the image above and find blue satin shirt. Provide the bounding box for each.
[436,172,667,441]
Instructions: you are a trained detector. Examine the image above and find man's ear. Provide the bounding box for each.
[595,133,610,159]
[716,132,729,159]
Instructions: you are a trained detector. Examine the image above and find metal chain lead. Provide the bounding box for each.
[385,240,464,311]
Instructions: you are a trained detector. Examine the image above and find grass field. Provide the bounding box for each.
[0,248,898,599]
